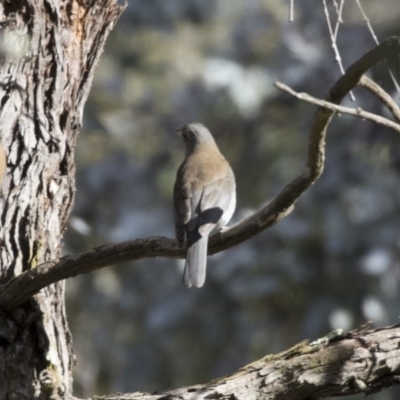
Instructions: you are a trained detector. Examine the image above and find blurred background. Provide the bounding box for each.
[63,0,400,398]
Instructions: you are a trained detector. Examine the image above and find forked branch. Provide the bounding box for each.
[0,37,399,311]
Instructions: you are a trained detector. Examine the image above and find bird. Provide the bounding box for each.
[173,122,236,288]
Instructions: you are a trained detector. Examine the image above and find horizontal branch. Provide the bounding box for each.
[275,81,400,134]
[85,324,400,400]
[0,37,399,311]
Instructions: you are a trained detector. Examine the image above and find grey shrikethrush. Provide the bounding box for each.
[173,122,236,288]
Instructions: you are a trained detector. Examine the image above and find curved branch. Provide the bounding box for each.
[88,324,400,400]
[359,75,400,123]
[0,37,399,311]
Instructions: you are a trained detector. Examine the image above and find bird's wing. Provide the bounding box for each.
[173,180,191,246]
[175,162,235,245]
[198,169,235,236]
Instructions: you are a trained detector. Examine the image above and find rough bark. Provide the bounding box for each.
[0,1,124,399]
[91,324,400,400]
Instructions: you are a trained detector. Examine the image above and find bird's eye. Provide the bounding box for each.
[182,132,188,139]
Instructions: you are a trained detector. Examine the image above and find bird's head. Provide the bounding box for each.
[177,122,217,154]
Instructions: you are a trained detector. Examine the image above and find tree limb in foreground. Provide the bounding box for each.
[0,37,399,311]
[85,324,400,400]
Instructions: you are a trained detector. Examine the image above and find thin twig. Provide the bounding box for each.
[355,0,379,45]
[355,0,400,97]
[322,0,355,100]
[388,71,400,98]
[331,0,339,15]
[333,0,344,40]
[333,2,344,37]
[289,0,294,22]
[275,81,400,134]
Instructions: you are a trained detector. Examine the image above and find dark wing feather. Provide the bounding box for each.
[173,181,190,247]
[174,174,205,246]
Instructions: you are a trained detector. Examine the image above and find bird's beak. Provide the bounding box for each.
[176,128,182,137]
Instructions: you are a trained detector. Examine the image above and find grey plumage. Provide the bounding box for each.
[173,122,236,288]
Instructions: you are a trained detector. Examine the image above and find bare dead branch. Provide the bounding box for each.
[86,324,400,400]
[332,0,344,40]
[332,0,340,17]
[0,37,399,311]
[289,0,294,22]
[355,0,379,45]
[355,0,400,96]
[359,76,400,123]
[275,81,400,133]
[322,0,355,100]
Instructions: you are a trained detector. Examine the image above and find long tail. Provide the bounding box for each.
[183,235,208,288]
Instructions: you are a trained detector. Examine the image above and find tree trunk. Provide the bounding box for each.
[0,1,124,399]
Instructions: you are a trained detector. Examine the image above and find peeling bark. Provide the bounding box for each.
[0,1,124,399]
